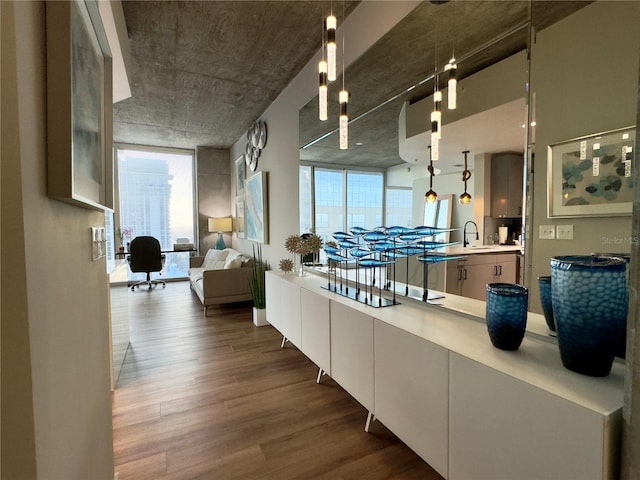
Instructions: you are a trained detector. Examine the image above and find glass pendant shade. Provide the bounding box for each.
[326,15,337,81]
[339,90,349,149]
[433,91,442,138]
[318,60,328,121]
[459,192,472,205]
[431,135,439,160]
[425,189,438,203]
[445,58,457,109]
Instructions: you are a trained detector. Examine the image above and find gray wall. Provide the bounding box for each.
[2,2,115,477]
[528,1,639,312]
[196,146,231,254]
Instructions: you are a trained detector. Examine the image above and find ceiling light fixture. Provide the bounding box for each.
[425,146,438,203]
[445,57,457,109]
[318,23,328,122]
[430,49,441,160]
[326,14,337,82]
[459,150,472,205]
[319,60,328,121]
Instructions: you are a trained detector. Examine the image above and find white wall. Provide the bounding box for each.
[2,2,115,478]
[230,1,422,268]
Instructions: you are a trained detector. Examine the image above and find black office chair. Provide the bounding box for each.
[127,236,166,291]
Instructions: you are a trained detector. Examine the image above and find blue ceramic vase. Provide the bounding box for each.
[550,255,628,377]
[485,283,528,351]
[537,276,556,332]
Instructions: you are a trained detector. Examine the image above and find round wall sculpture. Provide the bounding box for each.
[245,121,267,171]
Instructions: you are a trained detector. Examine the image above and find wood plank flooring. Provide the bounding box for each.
[112,281,443,480]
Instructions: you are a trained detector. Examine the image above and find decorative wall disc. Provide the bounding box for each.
[245,120,268,171]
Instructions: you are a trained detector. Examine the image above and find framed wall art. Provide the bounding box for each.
[235,198,246,239]
[245,171,268,244]
[46,0,114,211]
[547,126,634,217]
[235,155,246,196]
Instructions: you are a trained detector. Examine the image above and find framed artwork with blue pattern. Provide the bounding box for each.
[548,126,634,217]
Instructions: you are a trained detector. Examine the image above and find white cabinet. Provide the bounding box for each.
[300,288,331,376]
[449,353,620,480]
[265,272,282,331]
[265,272,301,348]
[374,320,449,478]
[330,301,374,412]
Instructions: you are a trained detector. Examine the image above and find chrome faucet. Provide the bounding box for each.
[463,220,479,247]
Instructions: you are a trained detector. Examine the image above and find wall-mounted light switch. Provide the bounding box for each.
[556,225,574,240]
[91,227,106,261]
[539,225,555,240]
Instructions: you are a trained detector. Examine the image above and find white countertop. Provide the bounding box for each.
[439,244,523,256]
[270,270,624,416]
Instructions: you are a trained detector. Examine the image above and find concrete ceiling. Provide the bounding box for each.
[113,1,359,149]
[299,0,591,172]
[114,0,589,169]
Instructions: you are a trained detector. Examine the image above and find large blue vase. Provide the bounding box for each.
[485,283,528,351]
[537,276,556,333]
[550,255,628,377]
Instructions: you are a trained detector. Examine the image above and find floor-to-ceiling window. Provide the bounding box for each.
[385,187,412,227]
[300,165,386,239]
[114,145,196,281]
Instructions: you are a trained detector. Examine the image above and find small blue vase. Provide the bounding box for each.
[550,255,628,377]
[537,276,556,333]
[486,283,528,351]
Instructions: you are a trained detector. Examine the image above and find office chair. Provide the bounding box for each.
[127,236,166,291]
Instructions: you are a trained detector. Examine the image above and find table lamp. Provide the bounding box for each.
[208,217,233,250]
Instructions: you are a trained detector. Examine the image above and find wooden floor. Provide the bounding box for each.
[112,281,443,480]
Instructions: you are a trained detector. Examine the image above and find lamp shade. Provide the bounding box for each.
[208,217,233,233]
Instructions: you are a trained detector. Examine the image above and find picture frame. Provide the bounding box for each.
[245,171,269,244]
[547,126,634,218]
[235,155,246,196]
[235,197,246,239]
[46,0,114,211]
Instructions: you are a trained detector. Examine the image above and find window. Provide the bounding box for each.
[116,145,195,281]
[300,166,385,237]
[314,168,345,238]
[385,187,412,227]
[347,171,383,229]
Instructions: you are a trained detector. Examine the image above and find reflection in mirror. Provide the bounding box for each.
[299,1,636,334]
[424,194,452,243]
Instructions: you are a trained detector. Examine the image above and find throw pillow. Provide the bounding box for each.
[204,249,229,263]
[224,257,243,269]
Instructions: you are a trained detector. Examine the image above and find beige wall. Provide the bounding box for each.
[1,2,115,478]
[528,1,640,312]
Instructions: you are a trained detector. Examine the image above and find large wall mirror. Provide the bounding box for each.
[299,1,638,329]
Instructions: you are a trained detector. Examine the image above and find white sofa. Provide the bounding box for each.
[189,248,253,315]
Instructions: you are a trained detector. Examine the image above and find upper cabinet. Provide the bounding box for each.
[491,153,524,218]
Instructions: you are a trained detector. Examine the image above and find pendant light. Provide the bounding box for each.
[430,49,441,160]
[326,14,337,82]
[430,92,440,161]
[339,89,348,149]
[318,24,328,121]
[459,150,472,205]
[339,31,348,150]
[445,57,457,110]
[425,146,438,203]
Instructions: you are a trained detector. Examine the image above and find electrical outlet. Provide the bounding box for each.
[556,224,574,240]
[539,225,555,240]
